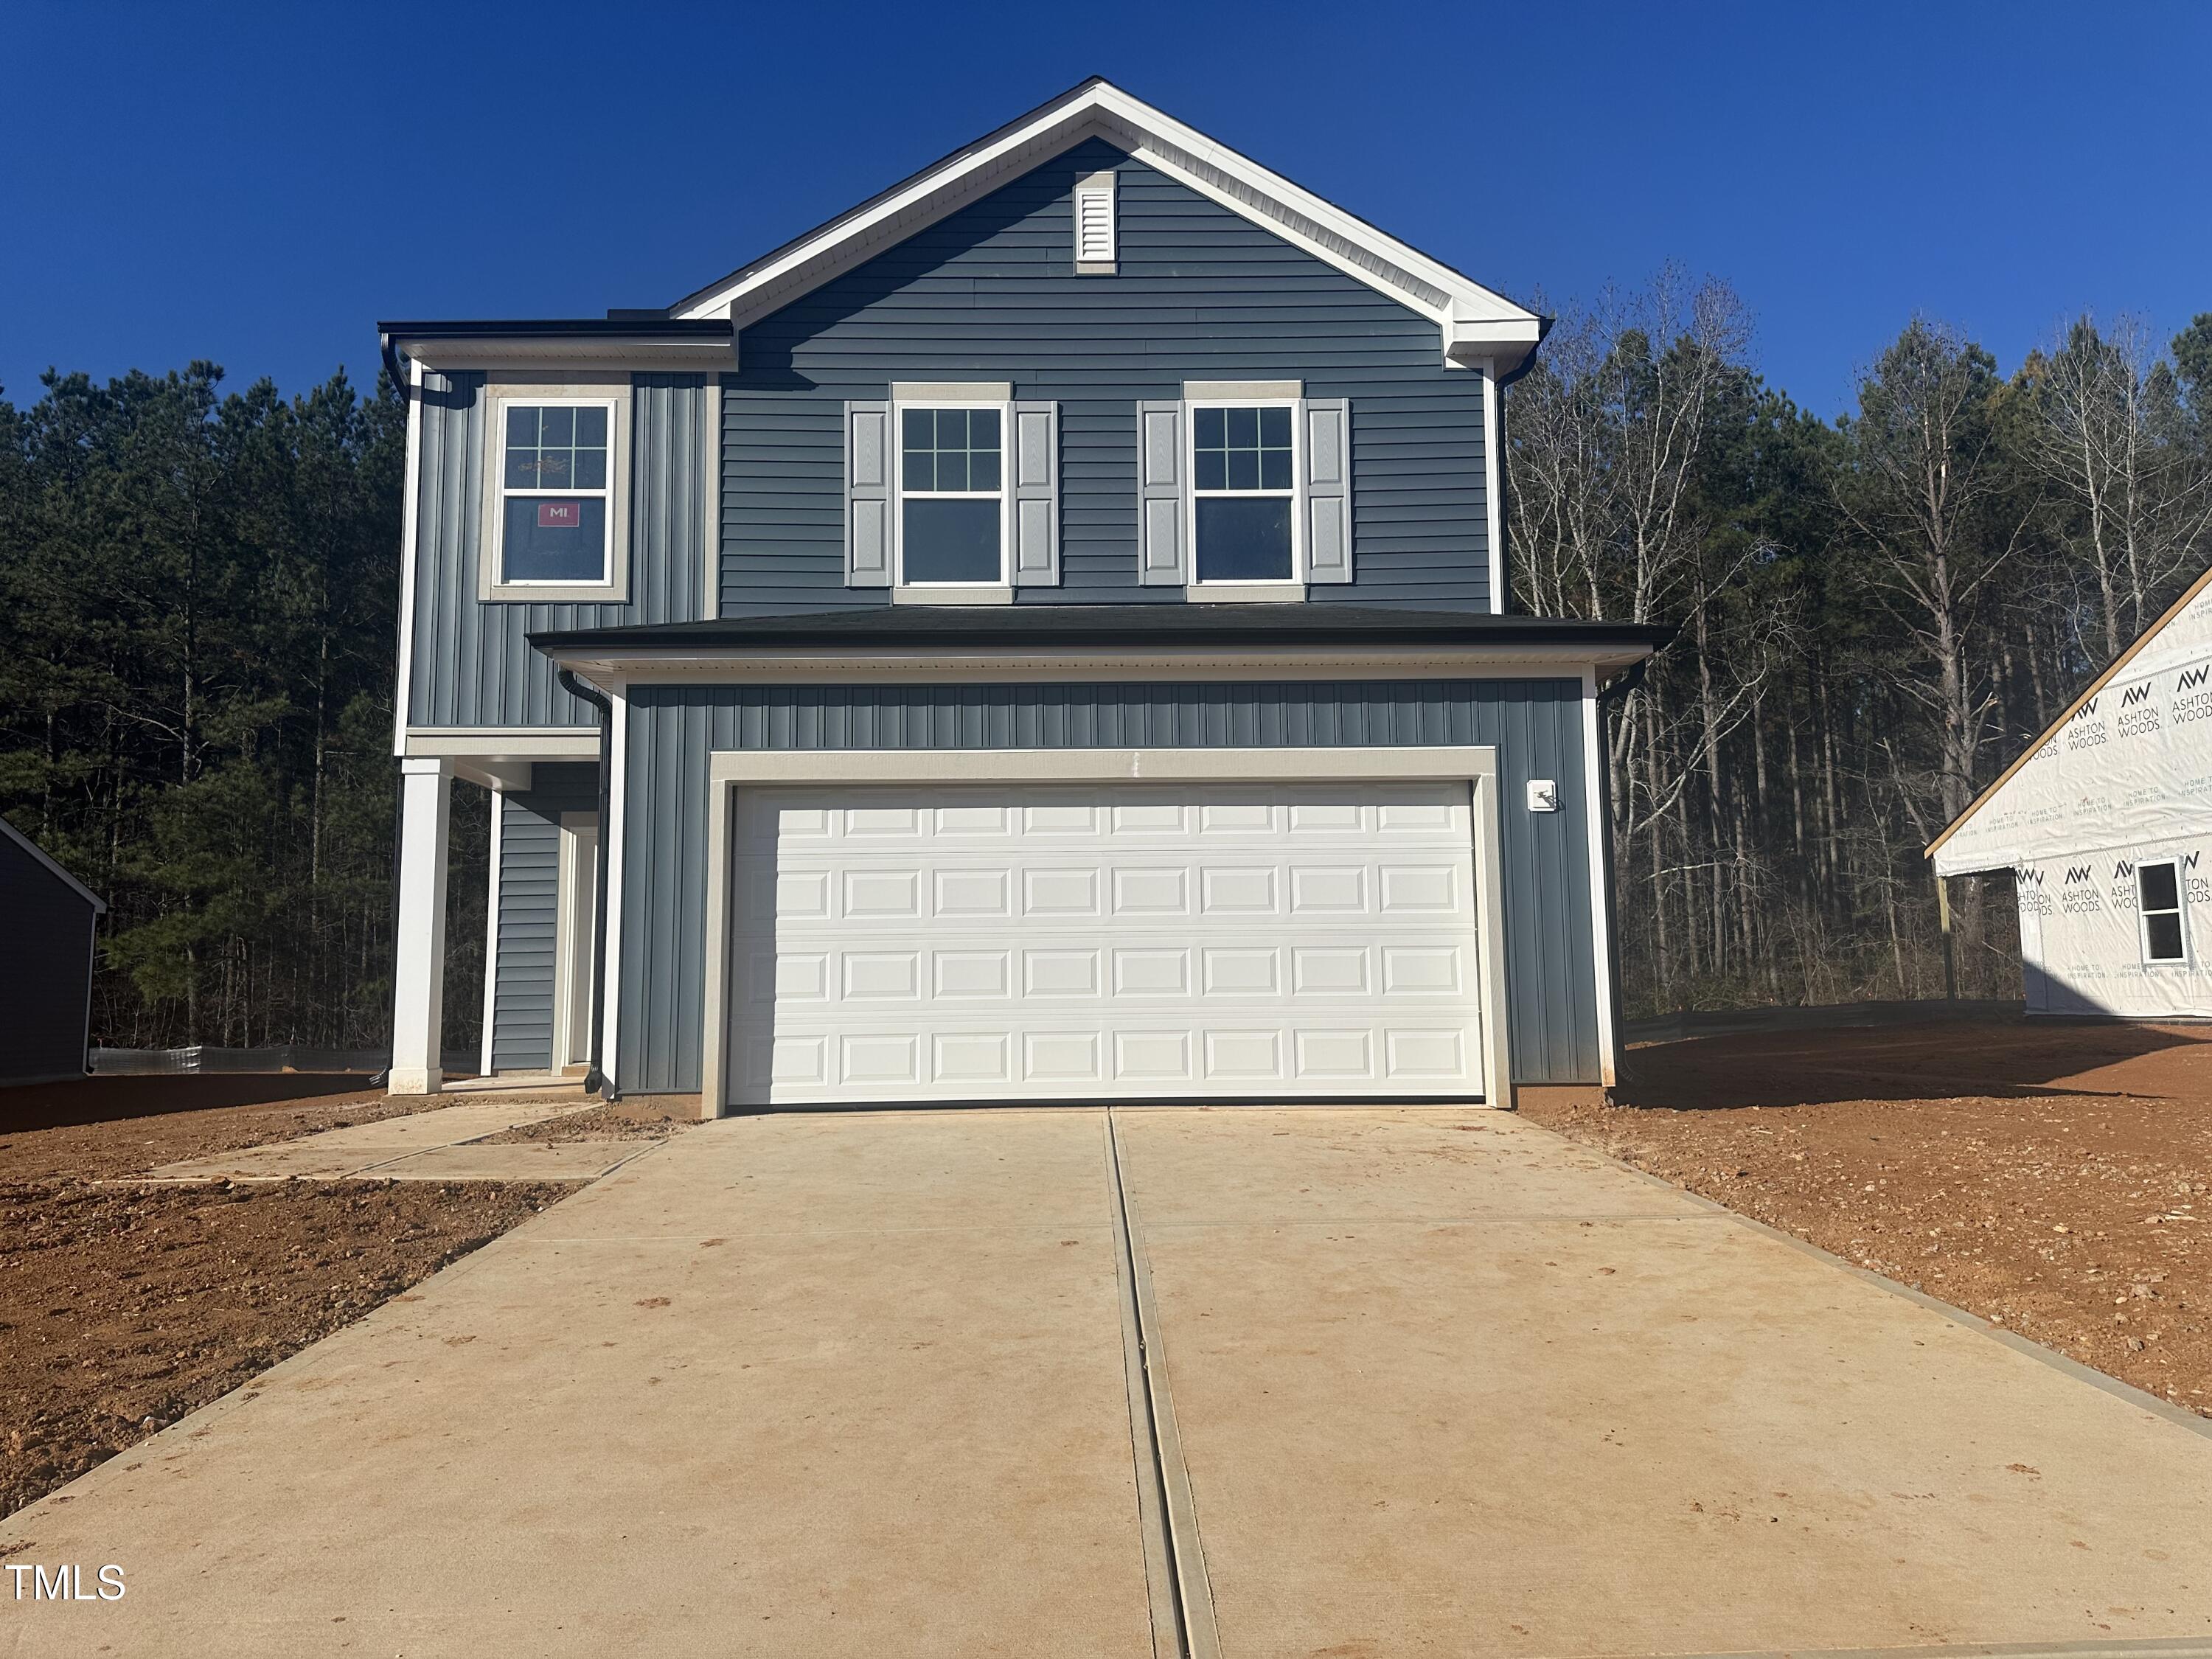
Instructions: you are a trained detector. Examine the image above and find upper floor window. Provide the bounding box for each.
[481,386,630,603]
[899,403,1005,586]
[1192,403,1295,584]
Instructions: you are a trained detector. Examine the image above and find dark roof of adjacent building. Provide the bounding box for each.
[0,818,106,913]
[529,604,1672,656]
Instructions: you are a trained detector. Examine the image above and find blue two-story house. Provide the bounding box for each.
[379,79,1661,1112]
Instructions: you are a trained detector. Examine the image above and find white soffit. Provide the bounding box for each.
[670,80,1542,370]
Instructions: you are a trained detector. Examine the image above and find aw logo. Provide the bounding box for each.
[2114,860,2135,880]
[2186,849,2212,906]
[2118,679,2162,737]
[2015,866,2045,886]
[2062,862,2104,913]
[2016,865,2054,914]
[2174,662,2212,725]
[2066,694,2110,751]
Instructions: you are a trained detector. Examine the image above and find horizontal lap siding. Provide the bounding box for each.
[490,763,599,1071]
[722,139,1487,614]
[410,375,706,728]
[615,681,1593,1094]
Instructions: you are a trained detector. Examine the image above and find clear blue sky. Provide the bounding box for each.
[3,1,2206,418]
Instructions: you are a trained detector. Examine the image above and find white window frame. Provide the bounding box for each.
[891,391,1013,602]
[481,385,632,603]
[1186,395,1303,593]
[2137,858,2190,966]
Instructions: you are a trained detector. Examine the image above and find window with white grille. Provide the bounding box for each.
[1074,171,1116,273]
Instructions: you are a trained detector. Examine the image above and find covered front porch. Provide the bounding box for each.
[388,734,604,1098]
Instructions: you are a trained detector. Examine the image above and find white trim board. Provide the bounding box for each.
[667,80,1540,373]
[1481,361,1504,614]
[1579,667,1619,1086]
[479,787,504,1079]
[404,728,602,759]
[599,687,630,1087]
[695,745,1514,1116]
[392,358,425,757]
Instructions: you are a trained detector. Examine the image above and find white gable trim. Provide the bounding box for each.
[670,80,1541,372]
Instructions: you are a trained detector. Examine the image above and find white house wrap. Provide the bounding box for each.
[1931,568,2212,1018]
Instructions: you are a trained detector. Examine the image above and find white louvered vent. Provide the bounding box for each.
[1074,171,1116,273]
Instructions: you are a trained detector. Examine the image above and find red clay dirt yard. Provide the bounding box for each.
[1526,1017,2212,1418]
[0,1077,599,1518]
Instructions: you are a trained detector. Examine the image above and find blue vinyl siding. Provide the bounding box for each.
[613,680,1593,1096]
[408,374,706,728]
[721,139,1488,614]
[490,763,599,1070]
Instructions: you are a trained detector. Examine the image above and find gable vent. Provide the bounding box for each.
[1074,170,1116,274]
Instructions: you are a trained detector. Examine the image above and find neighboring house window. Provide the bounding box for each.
[481,388,630,602]
[899,403,1005,585]
[2138,860,2188,963]
[1191,402,1296,583]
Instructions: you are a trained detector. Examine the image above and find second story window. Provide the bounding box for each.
[900,405,1004,585]
[1192,403,1295,583]
[480,392,628,606]
[504,403,611,581]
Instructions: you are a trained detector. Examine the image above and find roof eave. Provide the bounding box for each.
[379,319,736,373]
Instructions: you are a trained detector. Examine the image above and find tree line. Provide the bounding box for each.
[1509,271,2212,1012]
[0,365,487,1055]
[4,288,2208,1052]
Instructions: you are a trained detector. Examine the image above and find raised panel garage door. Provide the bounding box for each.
[725,782,1486,1108]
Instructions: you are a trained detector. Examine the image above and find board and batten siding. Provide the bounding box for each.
[489,763,599,1071]
[408,372,708,728]
[613,679,1594,1096]
[720,138,1489,614]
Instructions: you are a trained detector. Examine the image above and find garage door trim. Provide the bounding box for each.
[698,745,1512,1116]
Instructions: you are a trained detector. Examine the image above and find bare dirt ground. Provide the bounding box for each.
[473,1097,698,1145]
[0,1077,571,1518]
[1525,1018,2212,1417]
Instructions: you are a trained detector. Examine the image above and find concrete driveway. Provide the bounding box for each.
[7,1107,2212,1658]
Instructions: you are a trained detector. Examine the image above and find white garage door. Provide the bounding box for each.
[725,782,1486,1107]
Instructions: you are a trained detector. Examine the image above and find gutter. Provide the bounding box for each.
[557,668,619,1101]
[378,330,406,401]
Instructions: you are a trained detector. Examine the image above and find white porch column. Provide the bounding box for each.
[389,757,452,1096]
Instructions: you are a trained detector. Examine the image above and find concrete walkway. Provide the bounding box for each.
[7,1107,2212,1658]
[142,1096,646,1183]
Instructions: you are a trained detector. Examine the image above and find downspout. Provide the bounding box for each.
[558,667,619,1100]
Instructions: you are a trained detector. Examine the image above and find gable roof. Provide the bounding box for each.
[669,77,1545,374]
[1925,559,2212,863]
[0,817,106,913]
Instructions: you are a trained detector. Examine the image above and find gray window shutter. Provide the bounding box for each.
[1011,401,1059,587]
[846,400,891,587]
[1136,400,1186,585]
[1304,397,1352,583]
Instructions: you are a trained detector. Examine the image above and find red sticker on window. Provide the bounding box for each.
[538,501,582,529]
